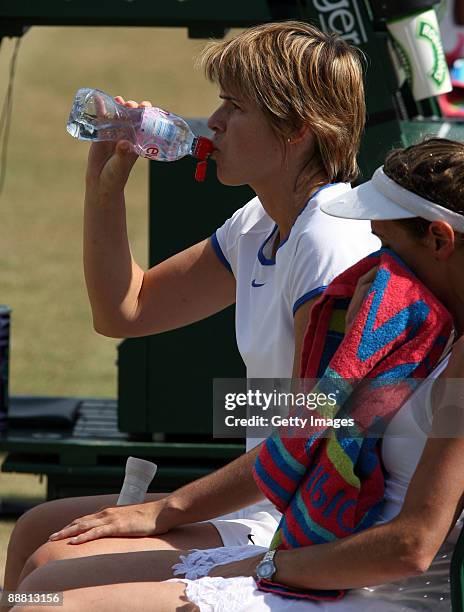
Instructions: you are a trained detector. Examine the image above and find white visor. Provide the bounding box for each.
[321,167,464,233]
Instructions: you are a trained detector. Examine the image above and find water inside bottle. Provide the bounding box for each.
[67,88,202,164]
[67,88,138,143]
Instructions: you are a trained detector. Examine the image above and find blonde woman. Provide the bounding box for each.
[5,21,378,594]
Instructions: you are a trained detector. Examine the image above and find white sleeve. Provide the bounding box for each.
[288,231,330,315]
[211,197,260,277]
[211,229,233,274]
[289,214,379,315]
[288,229,361,315]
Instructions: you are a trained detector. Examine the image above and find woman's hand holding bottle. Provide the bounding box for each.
[85,96,152,195]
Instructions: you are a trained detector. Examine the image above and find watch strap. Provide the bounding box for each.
[262,549,276,564]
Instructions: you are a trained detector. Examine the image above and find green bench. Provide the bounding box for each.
[0,397,243,500]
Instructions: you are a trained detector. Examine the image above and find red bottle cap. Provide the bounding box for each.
[193,136,214,182]
[195,160,208,182]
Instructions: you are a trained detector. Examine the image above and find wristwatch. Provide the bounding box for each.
[255,549,277,581]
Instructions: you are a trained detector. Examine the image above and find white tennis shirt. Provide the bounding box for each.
[212,183,380,450]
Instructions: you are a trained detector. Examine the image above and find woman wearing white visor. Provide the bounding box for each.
[11,138,464,610]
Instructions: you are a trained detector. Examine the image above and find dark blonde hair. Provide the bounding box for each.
[384,138,464,240]
[198,21,366,183]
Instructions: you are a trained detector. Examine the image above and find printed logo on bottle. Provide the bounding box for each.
[145,146,159,157]
[417,19,447,86]
[136,107,176,160]
[391,36,413,90]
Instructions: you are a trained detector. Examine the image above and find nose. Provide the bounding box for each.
[207,104,226,133]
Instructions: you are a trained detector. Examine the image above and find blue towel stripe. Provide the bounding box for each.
[269,435,307,478]
[254,456,292,505]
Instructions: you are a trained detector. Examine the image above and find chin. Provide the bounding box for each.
[218,178,248,187]
[216,170,248,187]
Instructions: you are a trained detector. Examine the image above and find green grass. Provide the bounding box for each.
[0,26,224,397]
[0,25,236,583]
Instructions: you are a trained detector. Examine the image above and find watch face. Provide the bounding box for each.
[257,560,275,579]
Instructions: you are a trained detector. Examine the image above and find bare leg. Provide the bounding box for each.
[18,548,186,591]
[5,493,123,591]
[11,581,197,612]
[4,492,222,591]
[18,521,222,585]
[13,548,199,611]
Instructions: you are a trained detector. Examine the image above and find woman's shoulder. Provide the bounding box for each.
[224,196,274,237]
[295,204,378,253]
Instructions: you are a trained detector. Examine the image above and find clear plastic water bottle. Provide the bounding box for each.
[67,88,214,181]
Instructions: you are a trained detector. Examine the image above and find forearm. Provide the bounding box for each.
[274,518,427,591]
[160,444,266,526]
[84,180,144,336]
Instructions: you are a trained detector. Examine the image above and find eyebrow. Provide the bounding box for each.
[219,94,242,103]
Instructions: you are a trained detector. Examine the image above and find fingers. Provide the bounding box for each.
[114,96,152,108]
[95,93,108,118]
[115,140,135,156]
[48,517,100,541]
[69,525,113,545]
[48,510,107,541]
[48,523,111,545]
[115,140,138,174]
[48,524,81,541]
[358,267,378,285]
[345,266,379,331]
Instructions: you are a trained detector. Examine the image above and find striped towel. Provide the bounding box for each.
[253,248,453,601]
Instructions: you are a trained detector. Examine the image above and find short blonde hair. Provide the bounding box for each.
[199,21,366,183]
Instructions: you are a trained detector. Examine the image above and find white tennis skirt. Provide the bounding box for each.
[169,539,453,611]
[207,498,281,548]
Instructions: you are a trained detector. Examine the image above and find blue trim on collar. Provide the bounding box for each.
[256,183,337,266]
[257,224,279,266]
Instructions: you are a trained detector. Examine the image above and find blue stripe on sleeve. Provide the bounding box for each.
[210,232,233,274]
[292,286,327,316]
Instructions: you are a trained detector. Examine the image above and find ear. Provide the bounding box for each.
[288,124,313,145]
[427,221,456,260]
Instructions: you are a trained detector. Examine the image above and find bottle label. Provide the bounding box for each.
[386,9,451,101]
[136,107,177,160]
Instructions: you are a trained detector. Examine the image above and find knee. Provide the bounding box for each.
[17,559,63,592]
[7,503,50,564]
[8,500,59,551]
[18,541,63,585]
